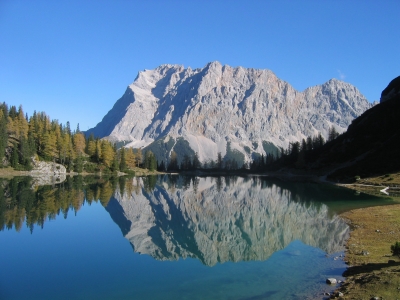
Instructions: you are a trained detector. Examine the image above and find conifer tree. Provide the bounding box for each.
[192,152,201,169]
[10,142,18,168]
[167,150,178,171]
[100,141,114,168]
[86,133,95,154]
[112,156,119,172]
[144,151,157,171]
[94,140,101,163]
[17,105,29,139]
[0,109,8,160]
[74,154,83,173]
[158,160,165,171]
[18,134,32,168]
[73,133,86,155]
[87,139,96,158]
[119,148,127,171]
[217,152,223,169]
[66,121,71,136]
[42,131,58,160]
[328,126,339,141]
[135,148,142,167]
[125,148,136,169]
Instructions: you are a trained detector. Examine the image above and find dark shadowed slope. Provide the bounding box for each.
[308,76,400,182]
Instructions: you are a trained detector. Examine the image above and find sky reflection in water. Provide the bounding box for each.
[0,175,391,299]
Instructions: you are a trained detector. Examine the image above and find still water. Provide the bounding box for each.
[0,175,393,300]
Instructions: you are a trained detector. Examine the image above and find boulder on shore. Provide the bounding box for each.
[326,278,337,284]
[30,157,66,175]
[29,157,67,186]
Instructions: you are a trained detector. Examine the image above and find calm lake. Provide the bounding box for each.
[0,175,393,300]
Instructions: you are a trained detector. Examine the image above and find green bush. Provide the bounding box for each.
[391,241,400,257]
[355,175,361,181]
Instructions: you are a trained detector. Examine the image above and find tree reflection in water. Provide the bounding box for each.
[0,174,385,268]
[0,175,124,232]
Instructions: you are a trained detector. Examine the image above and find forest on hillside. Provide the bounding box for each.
[0,101,342,174]
[0,103,147,173]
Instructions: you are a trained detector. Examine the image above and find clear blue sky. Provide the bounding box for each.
[1,0,399,131]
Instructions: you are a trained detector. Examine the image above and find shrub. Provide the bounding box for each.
[355,175,361,181]
[391,241,400,257]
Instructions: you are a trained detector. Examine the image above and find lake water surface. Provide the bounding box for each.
[0,175,394,300]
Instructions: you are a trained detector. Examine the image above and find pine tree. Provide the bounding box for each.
[66,121,71,136]
[144,151,156,171]
[181,154,191,170]
[111,154,119,172]
[42,131,58,160]
[73,133,86,155]
[167,150,178,171]
[158,160,165,171]
[74,154,83,173]
[94,140,101,163]
[86,133,95,153]
[0,109,8,160]
[217,152,223,169]
[18,134,31,168]
[119,148,127,171]
[17,105,29,139]
[306,136,313,151]
[10,142,19,168]
[192,152,201,169]
[125,148,136,169]
[100,141,114,168]
[328,126,339,141]
[87,139,96,157]
[135,148,142,167]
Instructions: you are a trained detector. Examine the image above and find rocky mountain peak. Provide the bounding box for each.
[86,62,373,164]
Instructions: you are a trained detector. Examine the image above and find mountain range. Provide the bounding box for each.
[87,62,373,165]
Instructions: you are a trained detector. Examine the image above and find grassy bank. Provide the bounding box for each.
[333,204,400,299]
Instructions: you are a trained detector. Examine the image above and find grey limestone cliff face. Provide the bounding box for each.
[107,176,349,266]
[87,62,372,162]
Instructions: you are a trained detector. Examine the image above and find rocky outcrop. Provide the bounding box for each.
[106,176,349,266]
[87,62,372,163]
[29,157,67,186]
[30,157,66,174]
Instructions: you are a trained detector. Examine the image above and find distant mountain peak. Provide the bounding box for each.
[86,62,372,164]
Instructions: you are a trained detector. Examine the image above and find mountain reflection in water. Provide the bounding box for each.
[2,175,387,268]
[106,175,350,266]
